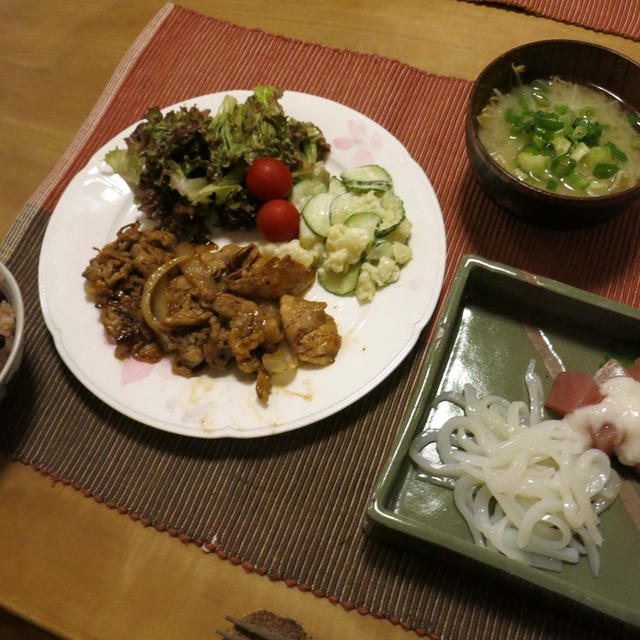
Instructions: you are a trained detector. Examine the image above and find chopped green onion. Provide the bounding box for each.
[504,108,519,123]
[604,141,627,164]
[577,106,595,118]
[530,80,549,94]
[570,142,590,162]
[627,112,640,128]
[570,117,605,146]
[571,125,587,141]
[516,150,549,178]
[551,135,571,155]
[532,134,546,150]
[584,124,605,146]
[516,91,530,113]
[565,171,590,191]
[550,155,576,177]
[546,178,558,191]
[593,163,619,179]
[532,94,550,107]
[534,111,564,131]
[584,146,611,169]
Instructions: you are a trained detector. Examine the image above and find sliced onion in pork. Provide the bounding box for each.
[141,252,195,347]
[262,341,298,374]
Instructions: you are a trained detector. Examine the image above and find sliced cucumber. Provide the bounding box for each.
[366,239,393,262]
[318,262,361,296]
[301,191,334,237]
[376,190,405,236]
[328,175,347,196]
[341,165,392,192]
[298,215,322,250]
[329,191,372,226]
[289,177,327,211]
[344,212,380,250]
[329,190,405,235]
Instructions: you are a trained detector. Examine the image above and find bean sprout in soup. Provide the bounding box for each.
[477,75,640,197]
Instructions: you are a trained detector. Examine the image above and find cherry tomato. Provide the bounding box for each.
[246,157,293,201]
[256,199,300,242]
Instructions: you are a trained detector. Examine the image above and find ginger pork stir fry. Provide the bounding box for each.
[83,223,341,403]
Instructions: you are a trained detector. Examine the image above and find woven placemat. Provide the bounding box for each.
[2,4,640,638]
[463,0,640,41]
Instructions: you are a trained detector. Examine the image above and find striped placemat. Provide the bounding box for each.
[2,4,640,638]
[463,0,640,41]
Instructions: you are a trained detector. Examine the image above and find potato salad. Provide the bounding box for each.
[260,165,413,303]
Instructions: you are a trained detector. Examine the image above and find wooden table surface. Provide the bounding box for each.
[1,1,639,638]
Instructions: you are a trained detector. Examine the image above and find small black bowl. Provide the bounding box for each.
[0,262,24,402]
[466,40,640,228]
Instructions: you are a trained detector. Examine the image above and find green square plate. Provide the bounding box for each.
[367,254,640,629]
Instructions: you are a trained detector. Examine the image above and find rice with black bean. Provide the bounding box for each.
[0,295,15,372]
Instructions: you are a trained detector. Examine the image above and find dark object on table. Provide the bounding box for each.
[465,40,640,228]
[216,610,312,640]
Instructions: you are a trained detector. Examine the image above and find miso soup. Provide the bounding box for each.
[477,76,640,197]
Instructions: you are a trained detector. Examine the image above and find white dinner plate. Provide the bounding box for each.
[38,90,446,438]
